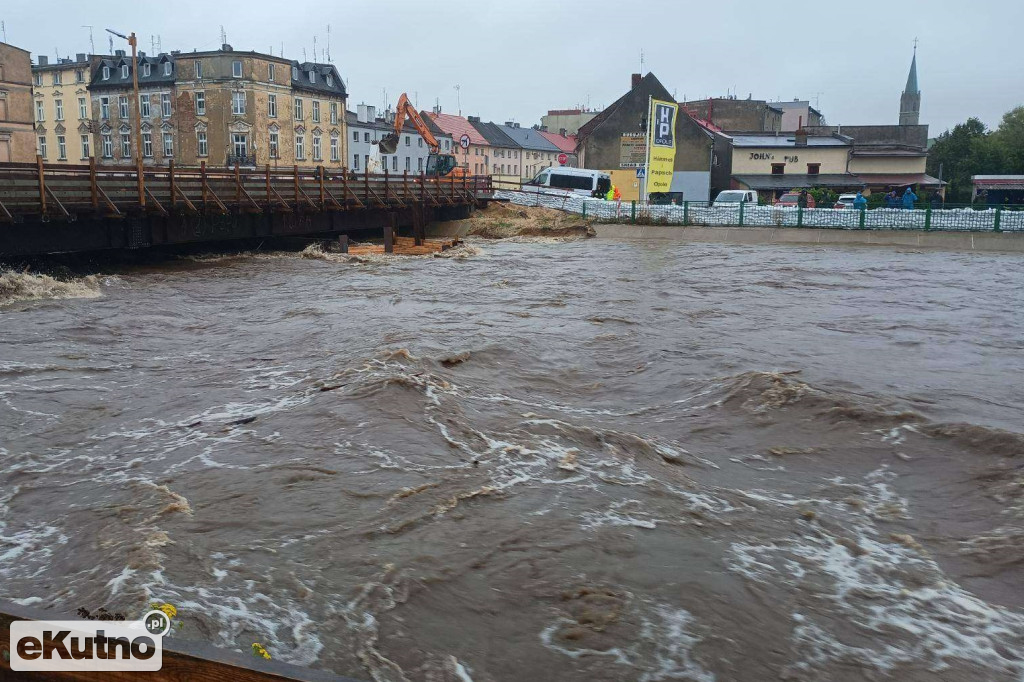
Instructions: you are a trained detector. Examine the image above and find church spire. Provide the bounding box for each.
[899,42,921,126]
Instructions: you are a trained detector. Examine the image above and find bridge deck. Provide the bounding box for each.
[0,159,488,221]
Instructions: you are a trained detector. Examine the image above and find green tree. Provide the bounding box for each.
[991,106,1024,174]
[927,118,992,203]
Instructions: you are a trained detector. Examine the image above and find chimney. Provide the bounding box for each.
[38,55,48,66]
[115,49,125,58]
[221,43,233,52]
[505,121,514,127]
[559,128,567,137]
[468,115,480,123]
[795,121,808,147]
[357,104,368,124]
[76,53,86,62]
[539,125,548,132]
[631,73,642,89]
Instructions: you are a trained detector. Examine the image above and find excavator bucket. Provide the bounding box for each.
[378,133,400,155]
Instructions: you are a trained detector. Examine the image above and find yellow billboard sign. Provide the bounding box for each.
[647,99,677,195]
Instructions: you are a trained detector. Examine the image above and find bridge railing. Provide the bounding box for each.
[0,158,491,221]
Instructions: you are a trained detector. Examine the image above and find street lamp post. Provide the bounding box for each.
[106,28,145,209]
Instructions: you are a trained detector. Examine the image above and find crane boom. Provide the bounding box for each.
[378,94,440,154]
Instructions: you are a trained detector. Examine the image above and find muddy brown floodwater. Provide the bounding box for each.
[2,239,1023,682]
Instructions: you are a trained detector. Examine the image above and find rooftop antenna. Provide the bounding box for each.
[220,25,227,46]
[157,34,162,53]
[108,34,114,54]
[150,35,156,53]
[1,21,6,43]
[302,47,306,61]
[326,24,331,62]
[82,25,95,55]
[280,42,284,58]
[454,84,461,116]
[313,35,317,62]
[639,49,644,74]
[812,91,823,110]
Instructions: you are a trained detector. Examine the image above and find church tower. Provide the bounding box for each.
[899,47,921,126]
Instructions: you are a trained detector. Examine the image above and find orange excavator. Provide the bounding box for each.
[377,93,467,178]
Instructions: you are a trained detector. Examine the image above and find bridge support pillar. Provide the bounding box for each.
[384,214,395,254]
[338,234,348,254]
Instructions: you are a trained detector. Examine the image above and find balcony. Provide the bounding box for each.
[226,154,257,168]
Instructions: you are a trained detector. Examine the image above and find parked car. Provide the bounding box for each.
[776,192,816,208]
[713,190,758,207]
[833,193,859,209]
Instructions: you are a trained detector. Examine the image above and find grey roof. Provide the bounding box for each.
[733,173,864,190]
[291,62,346,98]
[904,51,919,94]
[90,53,175,89]
[496,124,561,152]
[730,134,849,148]
[471,120,519,148]
[345,110,452,138]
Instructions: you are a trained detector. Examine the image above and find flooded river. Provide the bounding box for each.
[2,239,1023,681]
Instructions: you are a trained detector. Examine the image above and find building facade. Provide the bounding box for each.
[767,100,824,131]
[498,123,562,180]
[427,111,488,176]
[89,50,177,167]
[728,131,862,199]
[540,108,599,136]
[0,42,35,162]
[680,98,783,133]
[32,54,102,164]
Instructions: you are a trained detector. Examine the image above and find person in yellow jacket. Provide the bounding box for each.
[605,185,615,201]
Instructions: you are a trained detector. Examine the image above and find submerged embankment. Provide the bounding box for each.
[1,237,1023,681]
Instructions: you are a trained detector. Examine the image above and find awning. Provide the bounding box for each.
[972,176,1024,191]
[857,173,945,188]
[732,174,864,190]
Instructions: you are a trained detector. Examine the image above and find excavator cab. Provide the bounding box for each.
[426,153,458,177]
[377,133,400,155]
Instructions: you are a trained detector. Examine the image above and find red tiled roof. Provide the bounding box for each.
[426,112,488,146]
[538,130,577,153]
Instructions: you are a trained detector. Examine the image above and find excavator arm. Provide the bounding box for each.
[378,94,440,154]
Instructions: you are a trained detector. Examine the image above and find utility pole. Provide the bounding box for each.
[106,28,145,209]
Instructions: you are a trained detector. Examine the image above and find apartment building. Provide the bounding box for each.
[0,42,35,162]
[31,53,103,164]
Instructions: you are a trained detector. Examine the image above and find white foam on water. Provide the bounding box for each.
[580,499,661,531]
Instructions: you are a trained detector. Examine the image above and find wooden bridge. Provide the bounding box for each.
[0,158,489,257]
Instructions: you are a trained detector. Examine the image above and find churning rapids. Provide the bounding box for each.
[2,239,1023,681]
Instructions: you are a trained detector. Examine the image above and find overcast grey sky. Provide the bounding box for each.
[3,0,1021,134]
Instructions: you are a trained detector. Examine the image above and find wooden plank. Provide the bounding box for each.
[44,185,70,219]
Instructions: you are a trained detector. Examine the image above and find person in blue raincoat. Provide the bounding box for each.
[853,191,868,211]
[901,186,918,209]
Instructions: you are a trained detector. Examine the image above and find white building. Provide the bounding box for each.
[345,103,453,174]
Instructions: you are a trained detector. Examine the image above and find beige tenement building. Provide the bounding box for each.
[0,42,36,162]
[32,54,103,164]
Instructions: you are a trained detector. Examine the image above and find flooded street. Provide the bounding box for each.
[2,239,1023,681]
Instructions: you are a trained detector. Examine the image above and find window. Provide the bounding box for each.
[293,97,303,120]
[295,135,304,159]
[771,163,785,175]
[232,60,242,78]
[143,63,151,77]
[312,100,320,123]
[417,158,423,172]
[119,96,129,119]
[100,97,109,119]
[404,156,410,171]
[353,131,358,142]
[269,132,279,158]
[163,132,173,157]
[392,155,397,171]
[807,163,821,176]
[330,102,338,125]
[75,69,84,83]
[102,134,112,157]
[418,137,423,148]
[52,71,61,85]
[140,94,150,118]
[195,91,205,115]
[102,66,110,80]
[194,61,202,79]
[164,62,171,76]
[363,132,369,142]
[35,101,44,121]
[55,135,66,159]
[291,65,298,80]
[232,133,247,158]
[268,63,275,81]
[404,135,410,146]
[312,134,321,161]
[330,135,339,161]
[197,131,208,156]
[33,72,41,86]
[161,93,171,117]
[353,154,360,170]
[80,134,90,158]
[38,136,46,158]
[308,70,315,84]
[143,132,152,157]
[78,97,87,119]
[121,64,129,79]
[54,99,64,120]
[120,134,130,158]
[326,74,333,87]
[268,94,277,118]
[231,91,245,115]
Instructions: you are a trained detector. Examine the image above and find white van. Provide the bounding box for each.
[524,167,612,198]
[713,189,758,207]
